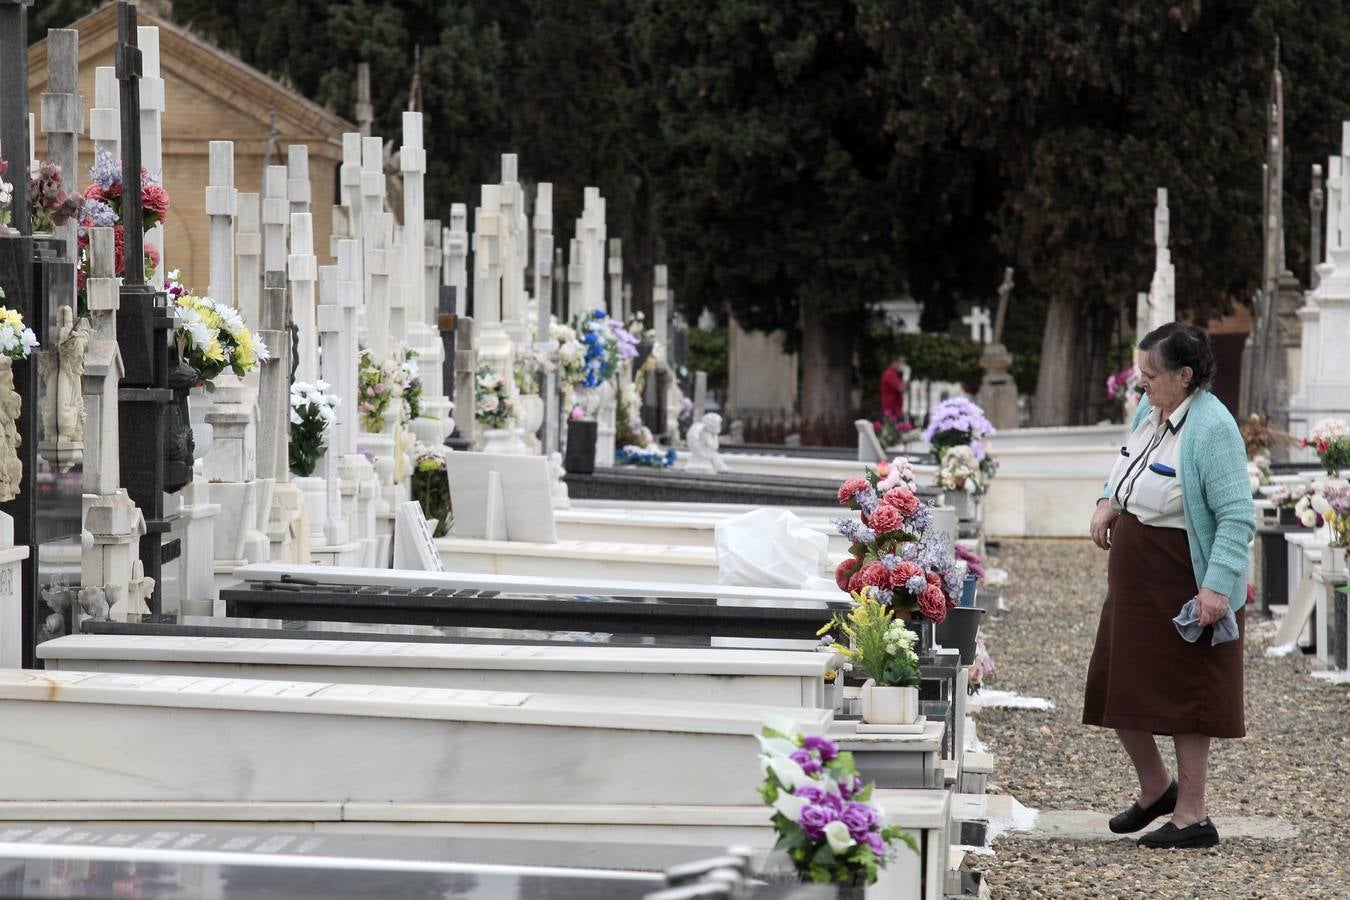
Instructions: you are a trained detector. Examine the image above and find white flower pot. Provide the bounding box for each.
[1323,545,1347,576]
[480,427,520,454]
[860,680,919,725]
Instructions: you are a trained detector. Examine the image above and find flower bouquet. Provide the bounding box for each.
[1104,365,1140,423]
[832,459,965,624]
[1303,418,1350,478]
[474,365,517,430]
[356,347,406,432]
[76,149,167,304]
[28,161,84,233]
[411,447,451,537]
[819,593,922,720]
[615,444,677,468]
[921,396,995,462]
[399,347,423,420]
[936,444,985,495]
[551,322,587,387]
[968,634,995,696]
[571,308,623,389]
[288,380,338,477]
[0,293,40,361]
[1296,484,1350,545]
[758,724,915,886]
[168,273,269,389]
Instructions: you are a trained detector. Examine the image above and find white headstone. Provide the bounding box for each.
[205,141,237,308]
[138,26,166,289]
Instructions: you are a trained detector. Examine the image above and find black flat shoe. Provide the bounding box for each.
[1108,780,1178,834]
[1138,817,1220,849]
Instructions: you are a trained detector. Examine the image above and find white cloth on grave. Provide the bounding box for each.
[714,508,834,592]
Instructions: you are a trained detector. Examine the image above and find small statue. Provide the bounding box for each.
[162,352,198,493]
[685,412,727,473]
[75,586,109,631]
[37,305,90,472]
[548,451,571,509]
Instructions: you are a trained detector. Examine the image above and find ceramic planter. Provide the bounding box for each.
[1323,545,1347,577]
[860,679,919,725]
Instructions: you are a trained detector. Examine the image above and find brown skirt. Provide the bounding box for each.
[1083,512,1245,738]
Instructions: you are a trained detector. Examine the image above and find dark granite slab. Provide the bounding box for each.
[564,467,843,505]
[222,581,846,640]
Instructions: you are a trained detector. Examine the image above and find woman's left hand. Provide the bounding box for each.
[1196,588,1229,626]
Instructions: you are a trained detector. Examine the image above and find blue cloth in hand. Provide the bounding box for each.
[1172,596,1240,646]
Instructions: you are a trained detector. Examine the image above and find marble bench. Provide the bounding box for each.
[0,669,829,809]
[38,634,839,708]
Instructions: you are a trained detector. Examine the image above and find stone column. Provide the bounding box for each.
[608,238,623,320]
[236,193,261,326]
[446,204,469,316]
[40,29,82,267]
[289,212,319,384]
[567,237,583,322]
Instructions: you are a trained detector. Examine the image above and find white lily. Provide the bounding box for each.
[772,791,809,823]
[823,820,857,853]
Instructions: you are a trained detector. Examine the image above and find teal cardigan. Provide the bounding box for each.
[1099,391,1255,612]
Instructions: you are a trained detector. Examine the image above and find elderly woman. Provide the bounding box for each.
[1084,322,1254,849]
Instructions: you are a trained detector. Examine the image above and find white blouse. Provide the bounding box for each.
[1105,394,1192,529]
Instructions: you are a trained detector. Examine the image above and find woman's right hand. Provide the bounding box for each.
[1090,500,1118,550]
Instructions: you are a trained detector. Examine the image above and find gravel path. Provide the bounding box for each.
[965,539,1347,899]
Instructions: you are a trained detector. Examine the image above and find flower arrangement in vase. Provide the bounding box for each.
[936,444,986,496]
[167,272,269,389]
[75,148,167,306]
[550,322,587,388]
[411,447,451,538]
[0,294,40,362]
[474,365,517,430]
[1296,484,1350,546]
[1104,365,1140,423]
[758,724,916,886]
[1303,418,1350,478]
[288,380,338,477]
[820,592,922,724]
[832,458,964,624]
[399,347,423,420]
[921,396,995,461]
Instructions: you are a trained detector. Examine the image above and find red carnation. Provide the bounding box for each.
[847,570,867,593]
[144,240,160,270]
[926,571,942,586]
[835,557,862,592]
[838,477,868,506]
[890,561,924,590]
[83,182,108,203]
[917,584,948,624]
[882,488,921,518]
[857,562,889,589]
[868,504,902,534]
[142,182,170,221]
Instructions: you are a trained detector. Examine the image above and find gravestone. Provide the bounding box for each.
[39,29,82,270]
[977,268,1019,430]
[567,236,584,322]
[136,24,165,290]
[89,66,119,162]
[609,238,623,318]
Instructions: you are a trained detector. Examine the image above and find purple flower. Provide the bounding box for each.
[801,735,839,761]
[833,517,877,546]
[794,785,828,805]
[869,587,894,605]
[922,397,995,443]
[790,749,822,776]
[904,574,927,595]
[866,832,886,855]
[841,802,878,841]
[83,197,118,227]
[88,147,123,191]
[838,775,863,800]
[818,791,845,814]
[856,485,879,516]
[799,803,839,840]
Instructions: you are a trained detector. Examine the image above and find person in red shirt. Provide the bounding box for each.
[880,353,906,423]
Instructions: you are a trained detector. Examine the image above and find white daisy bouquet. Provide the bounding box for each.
[288,379,339,477]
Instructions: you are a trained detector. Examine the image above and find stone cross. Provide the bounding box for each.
[534,182,553,322]
[338,132,363,236]
[992,267,1014,346]
[206,141,237,308]
[567,237,584,321]
[289,212,319,384]
[90,66,120,162]
[401,112,427,324]
[474,186,503,327]
[446,203,468,317]
[452,315,478,448]
[82,228,123,490]
[40,29,82,265]
[262,165,288,281]
[256,169,290,485]
[355,63,373,137]
[1311,163,1325,287]
[235,193,261,323]
[1327,156,1343,255]
[366,212,395,357]
[653,264,670,358]
[287,143,310,218]
[423,218,442,340]
[693,371,708,417]
[498,154,528,343]
[961,306,992,344]
[387,223,409,348]
[552,247,565,324]
[1146,187,1176,333]
[578,188,607,311]
[137,25,165,289]
[608,239,623,319]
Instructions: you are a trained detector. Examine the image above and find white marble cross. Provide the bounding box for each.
[401,112,427,324]
[653,264,670,356]
[289,212,319,384]
[608,239,623,319]
[235,193,261,324]
[205,141,237,308]
[89,66,119,162]
[287,144,311,218]
[446,204,469,317]
[138,26,166,289]
[567,237,584,321]
[534,182,553,329]
[962,306,992,344]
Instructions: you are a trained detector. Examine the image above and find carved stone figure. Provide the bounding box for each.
[75,586,109,630]
[685,412,727,474]
[548,451,571,509]
[0,359,23,503]
[163,353,198,494]
[37,305,91,472]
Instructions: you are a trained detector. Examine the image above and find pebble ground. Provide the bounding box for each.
[966,539,1348,899]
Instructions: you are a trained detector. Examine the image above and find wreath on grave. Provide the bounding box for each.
[474,365,517,431]
[288,380,338,478]
[166,270,269,390]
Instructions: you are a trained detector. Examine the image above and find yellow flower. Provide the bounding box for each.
[204,341,226,363]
